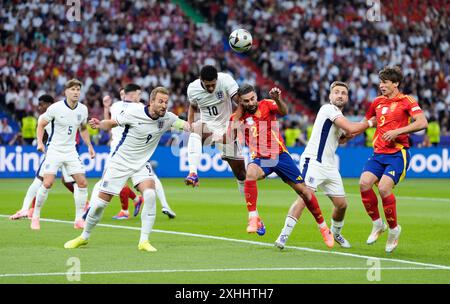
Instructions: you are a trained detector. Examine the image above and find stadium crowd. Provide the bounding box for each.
[189,0,449,130]
[0,0,448,147]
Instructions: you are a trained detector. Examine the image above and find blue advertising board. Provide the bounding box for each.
[0,145,449,179]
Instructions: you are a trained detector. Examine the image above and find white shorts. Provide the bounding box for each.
[216,140,244,160]
[300,155,345,197]
[41,150,85,176]
[99,161,154,196]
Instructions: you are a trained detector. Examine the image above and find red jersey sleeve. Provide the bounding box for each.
[263,99,282,115]
[404,95,423,117]
[365,100,377,120]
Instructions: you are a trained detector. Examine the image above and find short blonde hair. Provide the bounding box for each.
[150,86,169,101]
[65,79,83,90]
[330,81,349,91]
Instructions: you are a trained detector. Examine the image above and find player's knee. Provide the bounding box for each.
[76,179,88,188]
[336,200,347,211]
[43,181,54,189]
[377,185,392,198]
[359,179,373,191]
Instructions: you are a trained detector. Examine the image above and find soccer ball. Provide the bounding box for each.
[228,29,252,53]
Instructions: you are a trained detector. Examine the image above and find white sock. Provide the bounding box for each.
[373,218,383,227]
[318,221,327,229]
[88,181,101,210]
[81,196,107,240]
[237,180,245,197]
[140,189,156,244]
[331,219,344,235]
[187,133,202,174]
[74,186,88,221]
[21,178,42,211]
[121,209,129,214]
[133,196,140,203]
[33,185,50,218]
[281,215,298,237]
[249,210,259,218]
[154,175,170,210]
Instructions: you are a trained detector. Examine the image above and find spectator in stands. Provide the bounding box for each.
[21,111,37,145]
[423,116,441,147]
[0,117,15,145]
[284,121,307,147]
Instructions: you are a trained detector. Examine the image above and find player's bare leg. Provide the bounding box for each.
[244,163,266,235]
[360,171,387,244]
[377,175,400,253]
[136,179,158,252]
[72,173,89,229]
[329,196,351,248]
[31,173,56,230]
[289,182,334,248]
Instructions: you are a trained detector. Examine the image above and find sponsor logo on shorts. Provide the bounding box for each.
[102,181,108,187]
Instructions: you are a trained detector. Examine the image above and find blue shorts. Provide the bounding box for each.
[362,149,411,185]
[250,152,304,184]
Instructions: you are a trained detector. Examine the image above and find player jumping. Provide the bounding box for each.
[230,84,332,247]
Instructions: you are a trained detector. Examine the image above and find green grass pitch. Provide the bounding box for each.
[0,178,449,284]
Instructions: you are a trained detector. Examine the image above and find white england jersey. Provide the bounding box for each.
[38,114,52,137]
[303,103,344,167]
[187,72,238,132]
[41,100,88,154]
[112,103,179,171]
[109,100,134,151]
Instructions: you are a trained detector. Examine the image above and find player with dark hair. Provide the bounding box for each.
[185,65,246,202]
[359,66,428,253]
[230,84,333,247]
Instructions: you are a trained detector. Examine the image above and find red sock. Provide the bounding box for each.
[125,185,137,200]
[303,193,325,225]
[382,194,397,229]
[361,189,380,221]
[119,187,130,211]
[63,181,75,193]
[244,180,258,212]
[31,197,36,209]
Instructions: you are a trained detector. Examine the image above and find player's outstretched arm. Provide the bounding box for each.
[269,87,288,115]
[80,124,96,159]
[89,118,118,131]
[334,116,371,136]
[382,113,428,141]
[36,118,49,153]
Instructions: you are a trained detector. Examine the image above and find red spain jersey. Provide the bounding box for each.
[365,93,423,154]
[232,99,288,159]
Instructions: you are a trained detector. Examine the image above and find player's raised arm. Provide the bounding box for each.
[102,95,112,120]
[269,87,288,116]
[36,117,49,153]
[79,123,96,159]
